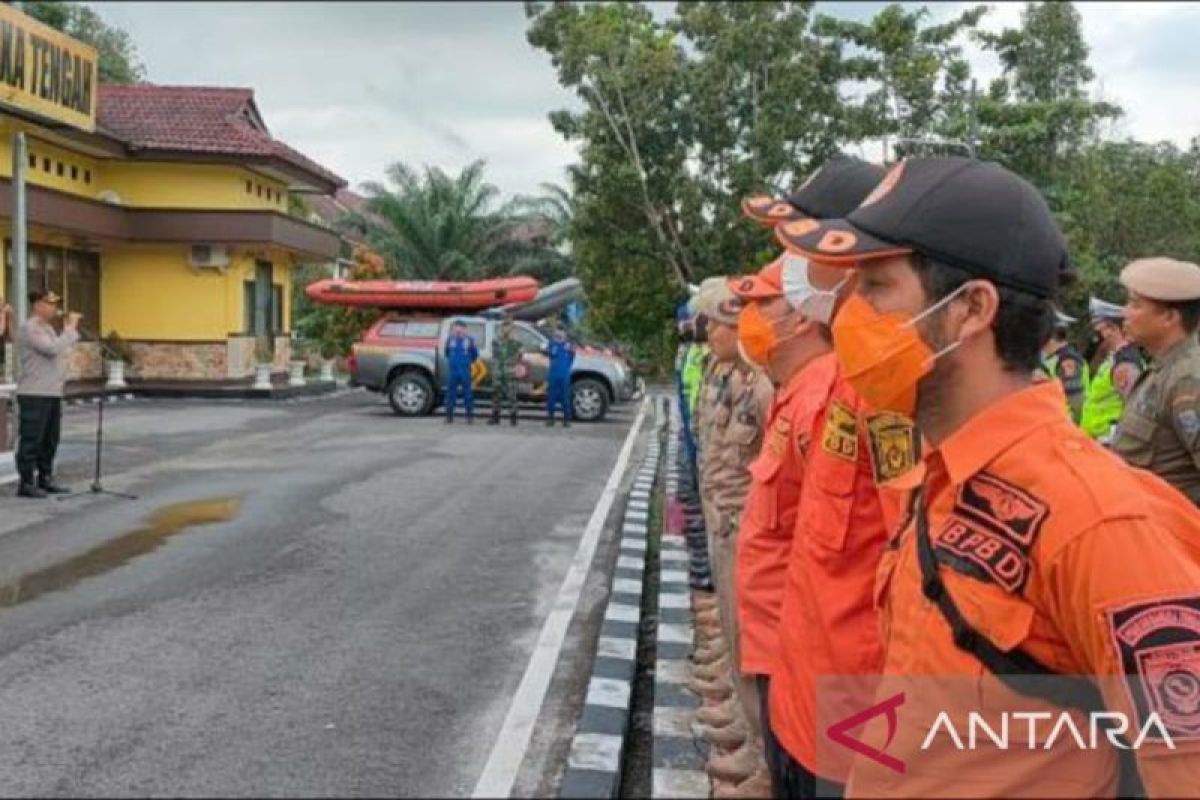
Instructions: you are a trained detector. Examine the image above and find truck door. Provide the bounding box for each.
[466,320,490,391]
[513,323,550,398]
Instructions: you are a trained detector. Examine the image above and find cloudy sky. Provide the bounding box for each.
[91,1,1200,199]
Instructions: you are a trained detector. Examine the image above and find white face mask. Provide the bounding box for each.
[780,253,850,325]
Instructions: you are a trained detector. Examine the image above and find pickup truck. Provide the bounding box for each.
[349,314,639,422]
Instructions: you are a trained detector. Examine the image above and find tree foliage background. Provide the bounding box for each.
[527,0,1200,372]
[17,1,147,83]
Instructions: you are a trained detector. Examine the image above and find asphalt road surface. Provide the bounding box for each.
[0,390,645,797]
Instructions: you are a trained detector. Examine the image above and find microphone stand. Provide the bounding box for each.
[59,327,137,501]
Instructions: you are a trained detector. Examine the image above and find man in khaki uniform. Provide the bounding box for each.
[692,279,775,796]
[1113,257,1200,505]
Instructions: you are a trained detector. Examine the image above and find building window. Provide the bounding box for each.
[56,161,64,177]
[4,242,100,331]
[246,180,252,194]
[84,170,91,184]
[243,278,284,335]
[71,165,78,180]
[26,152,35,169]
[42,157,50,172]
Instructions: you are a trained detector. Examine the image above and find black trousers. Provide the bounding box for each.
[762,675,847,800]
[16,396,62,484]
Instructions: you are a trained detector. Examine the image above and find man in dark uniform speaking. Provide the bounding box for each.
[15,291,79,498]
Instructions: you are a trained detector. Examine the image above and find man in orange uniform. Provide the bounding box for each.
[778,156,1200,797]
[728,157,886,792]
[763,265,907,797]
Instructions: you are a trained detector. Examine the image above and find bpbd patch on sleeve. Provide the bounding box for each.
[1108,595,1200,742]
[821,401,858,462]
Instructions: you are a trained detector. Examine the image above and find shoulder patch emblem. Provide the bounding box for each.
[1176,408,1200,442]
[955,473,1049,549]
[767,417,790,458]
[1108,595,1200,742]
[866,412,918,484]
[821,401,858,462]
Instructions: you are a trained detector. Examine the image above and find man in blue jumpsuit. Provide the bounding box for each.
[546,326,576,427]
[443,320,478,424]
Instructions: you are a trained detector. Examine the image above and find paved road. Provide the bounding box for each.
[0,390,643,797]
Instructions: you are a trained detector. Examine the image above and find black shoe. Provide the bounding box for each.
[38,480,70,495]
[17,483,47,499]
[510,417,518,427]
[445,417,453,424]
[488,417,500,426]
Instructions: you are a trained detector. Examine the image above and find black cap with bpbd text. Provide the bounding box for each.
[775,157,1070,298]
[741,156,886,227]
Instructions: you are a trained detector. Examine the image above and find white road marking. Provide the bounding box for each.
[472,398,650,799]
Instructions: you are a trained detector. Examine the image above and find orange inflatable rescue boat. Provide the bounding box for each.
[305,276,539,310]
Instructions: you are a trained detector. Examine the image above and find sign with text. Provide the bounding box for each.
[0,4,97,132]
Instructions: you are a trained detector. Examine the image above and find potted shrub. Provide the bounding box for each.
[287,342,307,387]
[253,337,273,390]
[102,331,134,390]
[318,335,339,383]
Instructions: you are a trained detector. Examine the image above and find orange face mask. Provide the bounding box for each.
[831,289,966,416]
[737,302,793,368]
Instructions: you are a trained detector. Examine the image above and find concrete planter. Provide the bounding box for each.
[288,360,307,387]
[253,363,273,390]
[319,359,335,382]
[105,360,128,390]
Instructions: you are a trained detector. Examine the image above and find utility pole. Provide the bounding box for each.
[5,131,26,385]
[12,131,26,323]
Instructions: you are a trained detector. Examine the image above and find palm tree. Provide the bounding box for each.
[351,160,527,280]
[498,180,577,283]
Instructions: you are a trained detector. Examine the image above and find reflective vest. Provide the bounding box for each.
[682,344,708,416]
[1081,352,1130,439]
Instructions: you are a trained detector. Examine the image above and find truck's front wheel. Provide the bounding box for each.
[387,371,435,417]
[571,378,609,423]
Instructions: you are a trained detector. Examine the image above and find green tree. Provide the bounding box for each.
[671,1,848,277]
[353,160,534,281]
[975,2,1121,193]
[812,4,988,159]
[1056,140,1200,314]
[292,246,387,361]
[501,181,577,283]
[528,1,696,287]
[18,2,147,84]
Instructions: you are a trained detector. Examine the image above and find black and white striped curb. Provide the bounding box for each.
[651,400,710,798]
[559,398,667,799]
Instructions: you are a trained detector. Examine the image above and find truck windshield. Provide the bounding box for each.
[512,325,546,353]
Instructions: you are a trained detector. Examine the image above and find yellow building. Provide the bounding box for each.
[0,82,343,385]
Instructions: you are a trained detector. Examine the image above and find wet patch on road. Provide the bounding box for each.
[0,497,241,609]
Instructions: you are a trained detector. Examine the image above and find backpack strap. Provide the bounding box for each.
[913,488,1106,713]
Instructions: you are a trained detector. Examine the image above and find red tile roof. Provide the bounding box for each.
[307,189,383,243]
[97,84,344,189]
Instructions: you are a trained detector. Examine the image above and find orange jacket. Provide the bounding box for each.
[769,372,906,778]
[845,381,1200,798]
[736,352,838,676]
